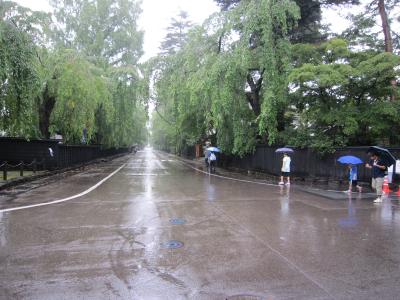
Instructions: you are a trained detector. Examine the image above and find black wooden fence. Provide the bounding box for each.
[219,145,400,183]
[0,137,133,172]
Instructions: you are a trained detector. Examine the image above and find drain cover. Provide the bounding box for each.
[169,218,186,225]
[161,240,184,249]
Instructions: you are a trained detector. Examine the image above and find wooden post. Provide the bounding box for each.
[195,144,201,159]
[33,159,37,174]
[3,162,7,181]
[20,161,24,177]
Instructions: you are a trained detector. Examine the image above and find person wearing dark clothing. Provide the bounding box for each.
[365,154,387,203]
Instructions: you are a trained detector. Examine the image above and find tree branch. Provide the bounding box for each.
[155,106,175,126]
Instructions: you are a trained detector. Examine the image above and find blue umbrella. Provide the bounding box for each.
[337,155,363,165]
[275,147,294,153]
[206,147,221,153]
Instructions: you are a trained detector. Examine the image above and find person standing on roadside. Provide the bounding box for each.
[208,151,217,173]
[204,141,211,168]
[347,164,362,193]
[279,153,291,185]
[365,153,387,203]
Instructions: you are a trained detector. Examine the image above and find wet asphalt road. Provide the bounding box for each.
[1,148,400,300]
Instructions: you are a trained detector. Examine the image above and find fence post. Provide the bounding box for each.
[307,148,313,179]
[3,162,7,181]
[33,159,37,174]
[20,161,24,177]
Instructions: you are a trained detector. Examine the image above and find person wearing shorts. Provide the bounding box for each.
[279,153,291,185]
[365,153,387,203]
[347,164,362,193]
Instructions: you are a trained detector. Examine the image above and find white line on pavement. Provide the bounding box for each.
[176,159,279,187]
[0,163,126,213]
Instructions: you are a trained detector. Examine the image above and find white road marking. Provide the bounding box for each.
[0,163,126,213]
[124,167,148,169]
[154,160,166,170]
[126,173,169,176]
[176,159,278,187]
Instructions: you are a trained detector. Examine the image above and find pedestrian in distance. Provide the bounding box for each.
[279,153,291,185]
[208,151,217,173]
[365,153,387,203]
[204,150,209,169]
[204,142,211,168]
[347,164,362,193]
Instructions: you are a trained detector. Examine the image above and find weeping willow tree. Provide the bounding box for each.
[1,0,148,147]
[0,3,45,137]
[151,0,300,156]
[224,0,300,146]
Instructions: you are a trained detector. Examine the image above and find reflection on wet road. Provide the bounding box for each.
[1,148,400,299]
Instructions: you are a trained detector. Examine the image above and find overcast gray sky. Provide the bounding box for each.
[13,0,362,61]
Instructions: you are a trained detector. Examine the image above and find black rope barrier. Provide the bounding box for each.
[0,159,44,181]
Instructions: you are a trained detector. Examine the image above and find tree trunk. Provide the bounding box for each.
[245,69,264,116]
[378,0,396,101]
[378,0,393,53]
[39,84,56,139]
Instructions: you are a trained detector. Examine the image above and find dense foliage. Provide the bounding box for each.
[0,18,40,137]
[151,0,399,155]
[1,0,399,154]
[288,39,400,152]
[0,0,147,147]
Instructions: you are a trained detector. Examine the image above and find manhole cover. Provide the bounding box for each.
[161,240,184,249]
[226,295,263,300]
[169,218,186,225]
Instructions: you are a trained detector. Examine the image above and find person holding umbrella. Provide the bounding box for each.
[208,151,217,173]
[337,156,363,193]
[365,152,387,203]
[279,153,291,185]
[206,146,221,173]
[347,164,362,193]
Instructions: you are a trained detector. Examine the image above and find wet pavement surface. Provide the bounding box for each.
[1,148,400,299]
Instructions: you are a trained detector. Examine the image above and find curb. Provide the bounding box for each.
[163,152,378,194]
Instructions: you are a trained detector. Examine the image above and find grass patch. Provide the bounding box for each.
[0,171,35,182]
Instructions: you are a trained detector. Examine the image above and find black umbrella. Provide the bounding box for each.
[367,146,396,167]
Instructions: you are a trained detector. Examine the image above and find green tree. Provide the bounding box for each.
[152,0,300,155]
[160,10,193,55]
[288,39,400,152]
[50,0,144,66]
[343,0,399,100]
[214,0,359,43]
[1,1,147,148]
[46,0,148,146]
[151,12,199,154]
[0,5,42,137]
[43,50,111,143]
[107,66,148,147]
